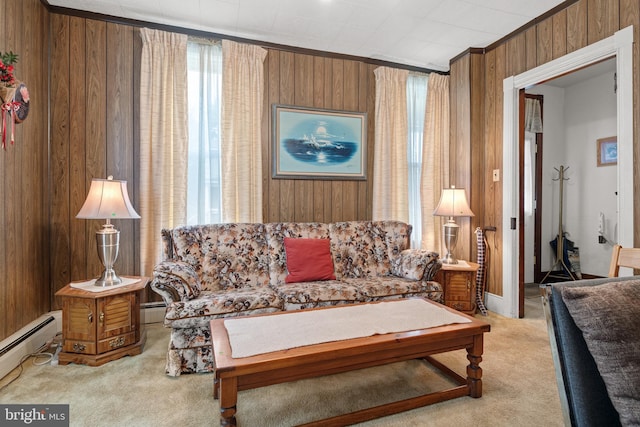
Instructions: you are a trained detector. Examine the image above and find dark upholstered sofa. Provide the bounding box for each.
[150,220,443,376]
[543,276,640,427]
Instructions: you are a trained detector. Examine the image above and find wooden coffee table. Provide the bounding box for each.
[210,299,490,426]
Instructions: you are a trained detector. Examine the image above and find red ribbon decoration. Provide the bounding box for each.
[1,100,19,149]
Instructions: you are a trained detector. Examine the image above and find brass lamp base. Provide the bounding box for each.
[442,218,460,264]
[95,223,122,287]
[95,268,122,287]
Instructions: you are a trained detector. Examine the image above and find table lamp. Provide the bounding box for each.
[433,186,474,264]
[76,176,141,286]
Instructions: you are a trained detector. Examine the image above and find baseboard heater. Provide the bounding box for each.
[141,302,167,325]
[0,303,165,381]
[0,315,58,381]
[0,316,55,358]
[142,302,165,309]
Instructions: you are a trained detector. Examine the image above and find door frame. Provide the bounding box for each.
[491,26,634,318]
[520,93,544,316]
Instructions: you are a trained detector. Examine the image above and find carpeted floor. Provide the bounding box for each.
[1,293,562,426]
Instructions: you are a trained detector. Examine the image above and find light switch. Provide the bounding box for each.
[492,169,500,182]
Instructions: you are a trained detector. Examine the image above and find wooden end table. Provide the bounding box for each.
[55,276,149,366]
[435,261,480,315]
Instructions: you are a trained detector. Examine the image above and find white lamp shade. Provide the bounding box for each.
[76,177,141,220]
[433,187,474,218]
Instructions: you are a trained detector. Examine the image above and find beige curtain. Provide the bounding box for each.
[420,74,450,252]
[221,40,267,223]
[524,98,543,133]
[372,67,409,222]
[139,28,188,276]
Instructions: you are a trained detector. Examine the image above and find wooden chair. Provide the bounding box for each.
[608,244,640,277]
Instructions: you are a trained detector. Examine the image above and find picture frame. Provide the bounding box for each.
[597,136,617,166]
[272,104,367,180]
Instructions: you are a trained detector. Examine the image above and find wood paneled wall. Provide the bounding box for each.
[263,52,376,223]
[449,52,486,265]
[0,0,49,341]
[450,0,640,297]
[46,15,378,313]
[49,15,142,307]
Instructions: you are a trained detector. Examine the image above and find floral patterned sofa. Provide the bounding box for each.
[150,220,442,376]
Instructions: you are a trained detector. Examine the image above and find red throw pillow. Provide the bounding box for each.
[284,237,336,283]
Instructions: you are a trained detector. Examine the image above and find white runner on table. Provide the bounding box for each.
[224,298,471,358]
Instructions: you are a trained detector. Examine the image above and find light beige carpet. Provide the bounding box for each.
[1,295,562,426]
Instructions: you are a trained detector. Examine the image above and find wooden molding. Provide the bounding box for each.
[40,0,445,75]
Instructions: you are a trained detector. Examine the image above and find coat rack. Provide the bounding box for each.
[541,165,578,283]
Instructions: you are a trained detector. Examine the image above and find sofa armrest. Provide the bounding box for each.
[390,249,441,281]
[542,277,639,427]
[150,261,202,304]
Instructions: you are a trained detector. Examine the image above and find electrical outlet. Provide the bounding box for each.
[492,169,500,182]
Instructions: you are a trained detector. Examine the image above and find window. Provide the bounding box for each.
[186,41,223,225]
[406,74,428,248]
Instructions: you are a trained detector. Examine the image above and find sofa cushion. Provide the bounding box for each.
[561,281,640,426]
[330,221,394,279]
[266,222,332,285]
[284,237,336,283]
[164,288,283,328]
[271,280,361,308]
[346,277,441,303]
[170,223,271,291]
[378,220,413,259]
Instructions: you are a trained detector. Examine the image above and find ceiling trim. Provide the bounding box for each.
[40,0,447,75]
[449,48,486,65]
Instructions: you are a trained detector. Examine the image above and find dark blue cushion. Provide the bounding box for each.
[550,281,621,427]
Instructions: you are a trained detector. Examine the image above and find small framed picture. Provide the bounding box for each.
[597,136,617,167]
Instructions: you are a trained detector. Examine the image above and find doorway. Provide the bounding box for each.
[494,26,634,319]
[521,60,618,319]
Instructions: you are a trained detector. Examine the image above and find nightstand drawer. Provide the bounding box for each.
[449,300,474,312]
[64,340,97,354]
[98,332,136,353]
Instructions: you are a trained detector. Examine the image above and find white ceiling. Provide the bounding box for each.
[543,57,616,88]
[48,0,567,71]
